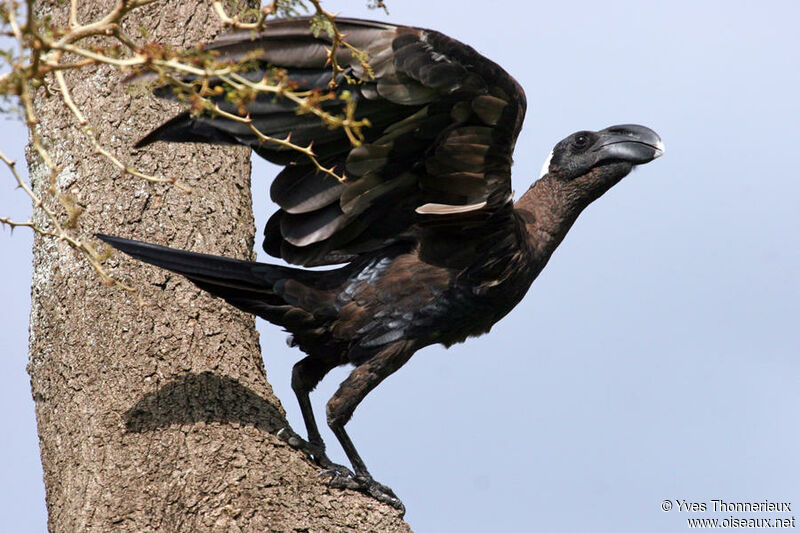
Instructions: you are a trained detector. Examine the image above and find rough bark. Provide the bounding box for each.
[26,1,411,531]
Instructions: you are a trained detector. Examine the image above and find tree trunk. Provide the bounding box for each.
[26,1,411,531]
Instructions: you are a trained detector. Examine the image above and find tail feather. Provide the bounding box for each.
[96,234,306,320]
[97,235,346,346]
[97,234,281,286]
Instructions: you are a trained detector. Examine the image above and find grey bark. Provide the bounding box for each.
[26,1,411,531]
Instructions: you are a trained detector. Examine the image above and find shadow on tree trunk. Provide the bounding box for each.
[124,371,286,434]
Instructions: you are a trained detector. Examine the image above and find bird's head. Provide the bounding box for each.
[538,124,664,205]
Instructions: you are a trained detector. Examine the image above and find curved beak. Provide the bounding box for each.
[592,124,664,165]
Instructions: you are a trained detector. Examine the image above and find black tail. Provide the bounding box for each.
[96,234,322,324]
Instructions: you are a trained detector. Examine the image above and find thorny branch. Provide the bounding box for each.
[308,0,374,86]
[0,146,139,299]
[0,0,384,298]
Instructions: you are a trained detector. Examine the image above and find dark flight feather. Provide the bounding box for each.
[270,163,346,214]
[132,17,526,266]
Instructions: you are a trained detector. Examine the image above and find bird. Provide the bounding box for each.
[99,16,664,512]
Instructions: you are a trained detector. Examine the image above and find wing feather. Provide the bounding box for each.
[134,17,526,266]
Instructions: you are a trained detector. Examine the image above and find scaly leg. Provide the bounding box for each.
[278,354,353,476]
[324,342,414,513]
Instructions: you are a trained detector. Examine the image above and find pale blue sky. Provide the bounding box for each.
[2,1,798,531]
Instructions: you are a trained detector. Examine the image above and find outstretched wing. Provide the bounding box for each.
[138,18,527,266]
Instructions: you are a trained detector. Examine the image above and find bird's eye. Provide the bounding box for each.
[573,134,590,149]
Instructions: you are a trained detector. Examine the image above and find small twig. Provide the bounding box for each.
[203,100,346,183]
[1,0,370,300]
[0,146,140,301]
[0,217,39,231]
[223,72,369,146]
[89,130,193,191]
[211,0,276,31]
[54,68,87,125]
[308,0,374,85]
[69,0,79,29]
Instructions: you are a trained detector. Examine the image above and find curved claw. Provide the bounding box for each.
[319,469,405,514]
[318,463,354,478]
[359,476,405,514]
[319,467,361,489]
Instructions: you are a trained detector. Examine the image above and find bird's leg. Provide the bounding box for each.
[324,342,414,513]
[289,356,329,458]
[278,355,353,477]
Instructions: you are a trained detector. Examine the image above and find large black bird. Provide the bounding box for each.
[100,17,663,511]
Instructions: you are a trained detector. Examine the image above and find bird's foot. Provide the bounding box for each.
[278,427,355,476]
[277,427,351,473]
[360,475,405,514]
[320,469,405,514]
[277,427,331,464]
[277,427,314,454]
[277,427,404,514]
[318,465,360,489]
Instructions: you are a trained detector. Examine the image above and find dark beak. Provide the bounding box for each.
[592,124,665,164]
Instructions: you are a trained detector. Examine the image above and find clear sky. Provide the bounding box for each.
[1,1,798,531]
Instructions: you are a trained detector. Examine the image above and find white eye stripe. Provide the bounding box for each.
[539,149,554,179]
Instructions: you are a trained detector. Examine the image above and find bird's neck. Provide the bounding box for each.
[514,176,590,264]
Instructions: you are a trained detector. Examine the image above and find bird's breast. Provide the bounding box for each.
[333,247,535,357]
